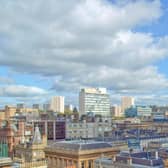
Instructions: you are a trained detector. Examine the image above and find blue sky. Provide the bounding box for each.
[0,0,168,107]
[135,0,168,35]
[135,0,168,77]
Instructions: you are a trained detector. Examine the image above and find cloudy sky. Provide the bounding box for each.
[0,0,168,107]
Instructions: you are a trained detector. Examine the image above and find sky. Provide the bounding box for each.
[0,0,168,107]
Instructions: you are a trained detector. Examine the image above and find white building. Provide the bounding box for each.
[50,96,64,113]
[66,118,112,139]
[66,121,95,139]
[79,88,110,117]
[137,106,152,117]
[121,96,134,116]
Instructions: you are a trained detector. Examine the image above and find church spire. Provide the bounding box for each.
[32,125,42,144]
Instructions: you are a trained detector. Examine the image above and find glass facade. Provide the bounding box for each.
[125,106,152,117]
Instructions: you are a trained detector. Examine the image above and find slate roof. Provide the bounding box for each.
[49,140,113,151]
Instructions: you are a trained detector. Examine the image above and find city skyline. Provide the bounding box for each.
[0,0,168,106]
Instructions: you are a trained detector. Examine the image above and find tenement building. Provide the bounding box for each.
[66,118,112,139]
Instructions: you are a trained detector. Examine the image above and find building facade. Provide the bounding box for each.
[30,120,65,140]
[66,118,112,140]
[5,106,17,120]
[66,121,95,139]
[17,103,25,109]
[125,107,137,118]
[125,106,152,118]
[44,140,120,168]
[50,96,64,113]
[110,105,122,117]
[43,104,50,112]
[14,126,47,168]
[0,120,25,157]
[79,88,110,117]
[137,106,152,117]
[32,104,40,109]
[121,97,134,116]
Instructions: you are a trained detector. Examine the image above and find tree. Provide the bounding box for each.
[64,109,73,115]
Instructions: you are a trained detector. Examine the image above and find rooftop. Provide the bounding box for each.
[117,151,163,167]
[95,151,164,168]
[48,140,113,151]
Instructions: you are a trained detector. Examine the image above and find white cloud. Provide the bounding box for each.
[0,0,167,105]
[0,0,164,74]
[53,66,168,91]
[0,85,47,97]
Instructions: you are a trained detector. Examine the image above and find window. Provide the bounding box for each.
[81,161,84,168]
[88,160,92,168]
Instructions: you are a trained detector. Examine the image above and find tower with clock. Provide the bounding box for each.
[14,125,47,168]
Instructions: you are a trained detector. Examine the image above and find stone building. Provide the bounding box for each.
[0,157,13,168]
[0,119,32,157]
[66,118,112,139]
[44,140,121,168]
[14,126,47,168]
[0,121,20,157]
